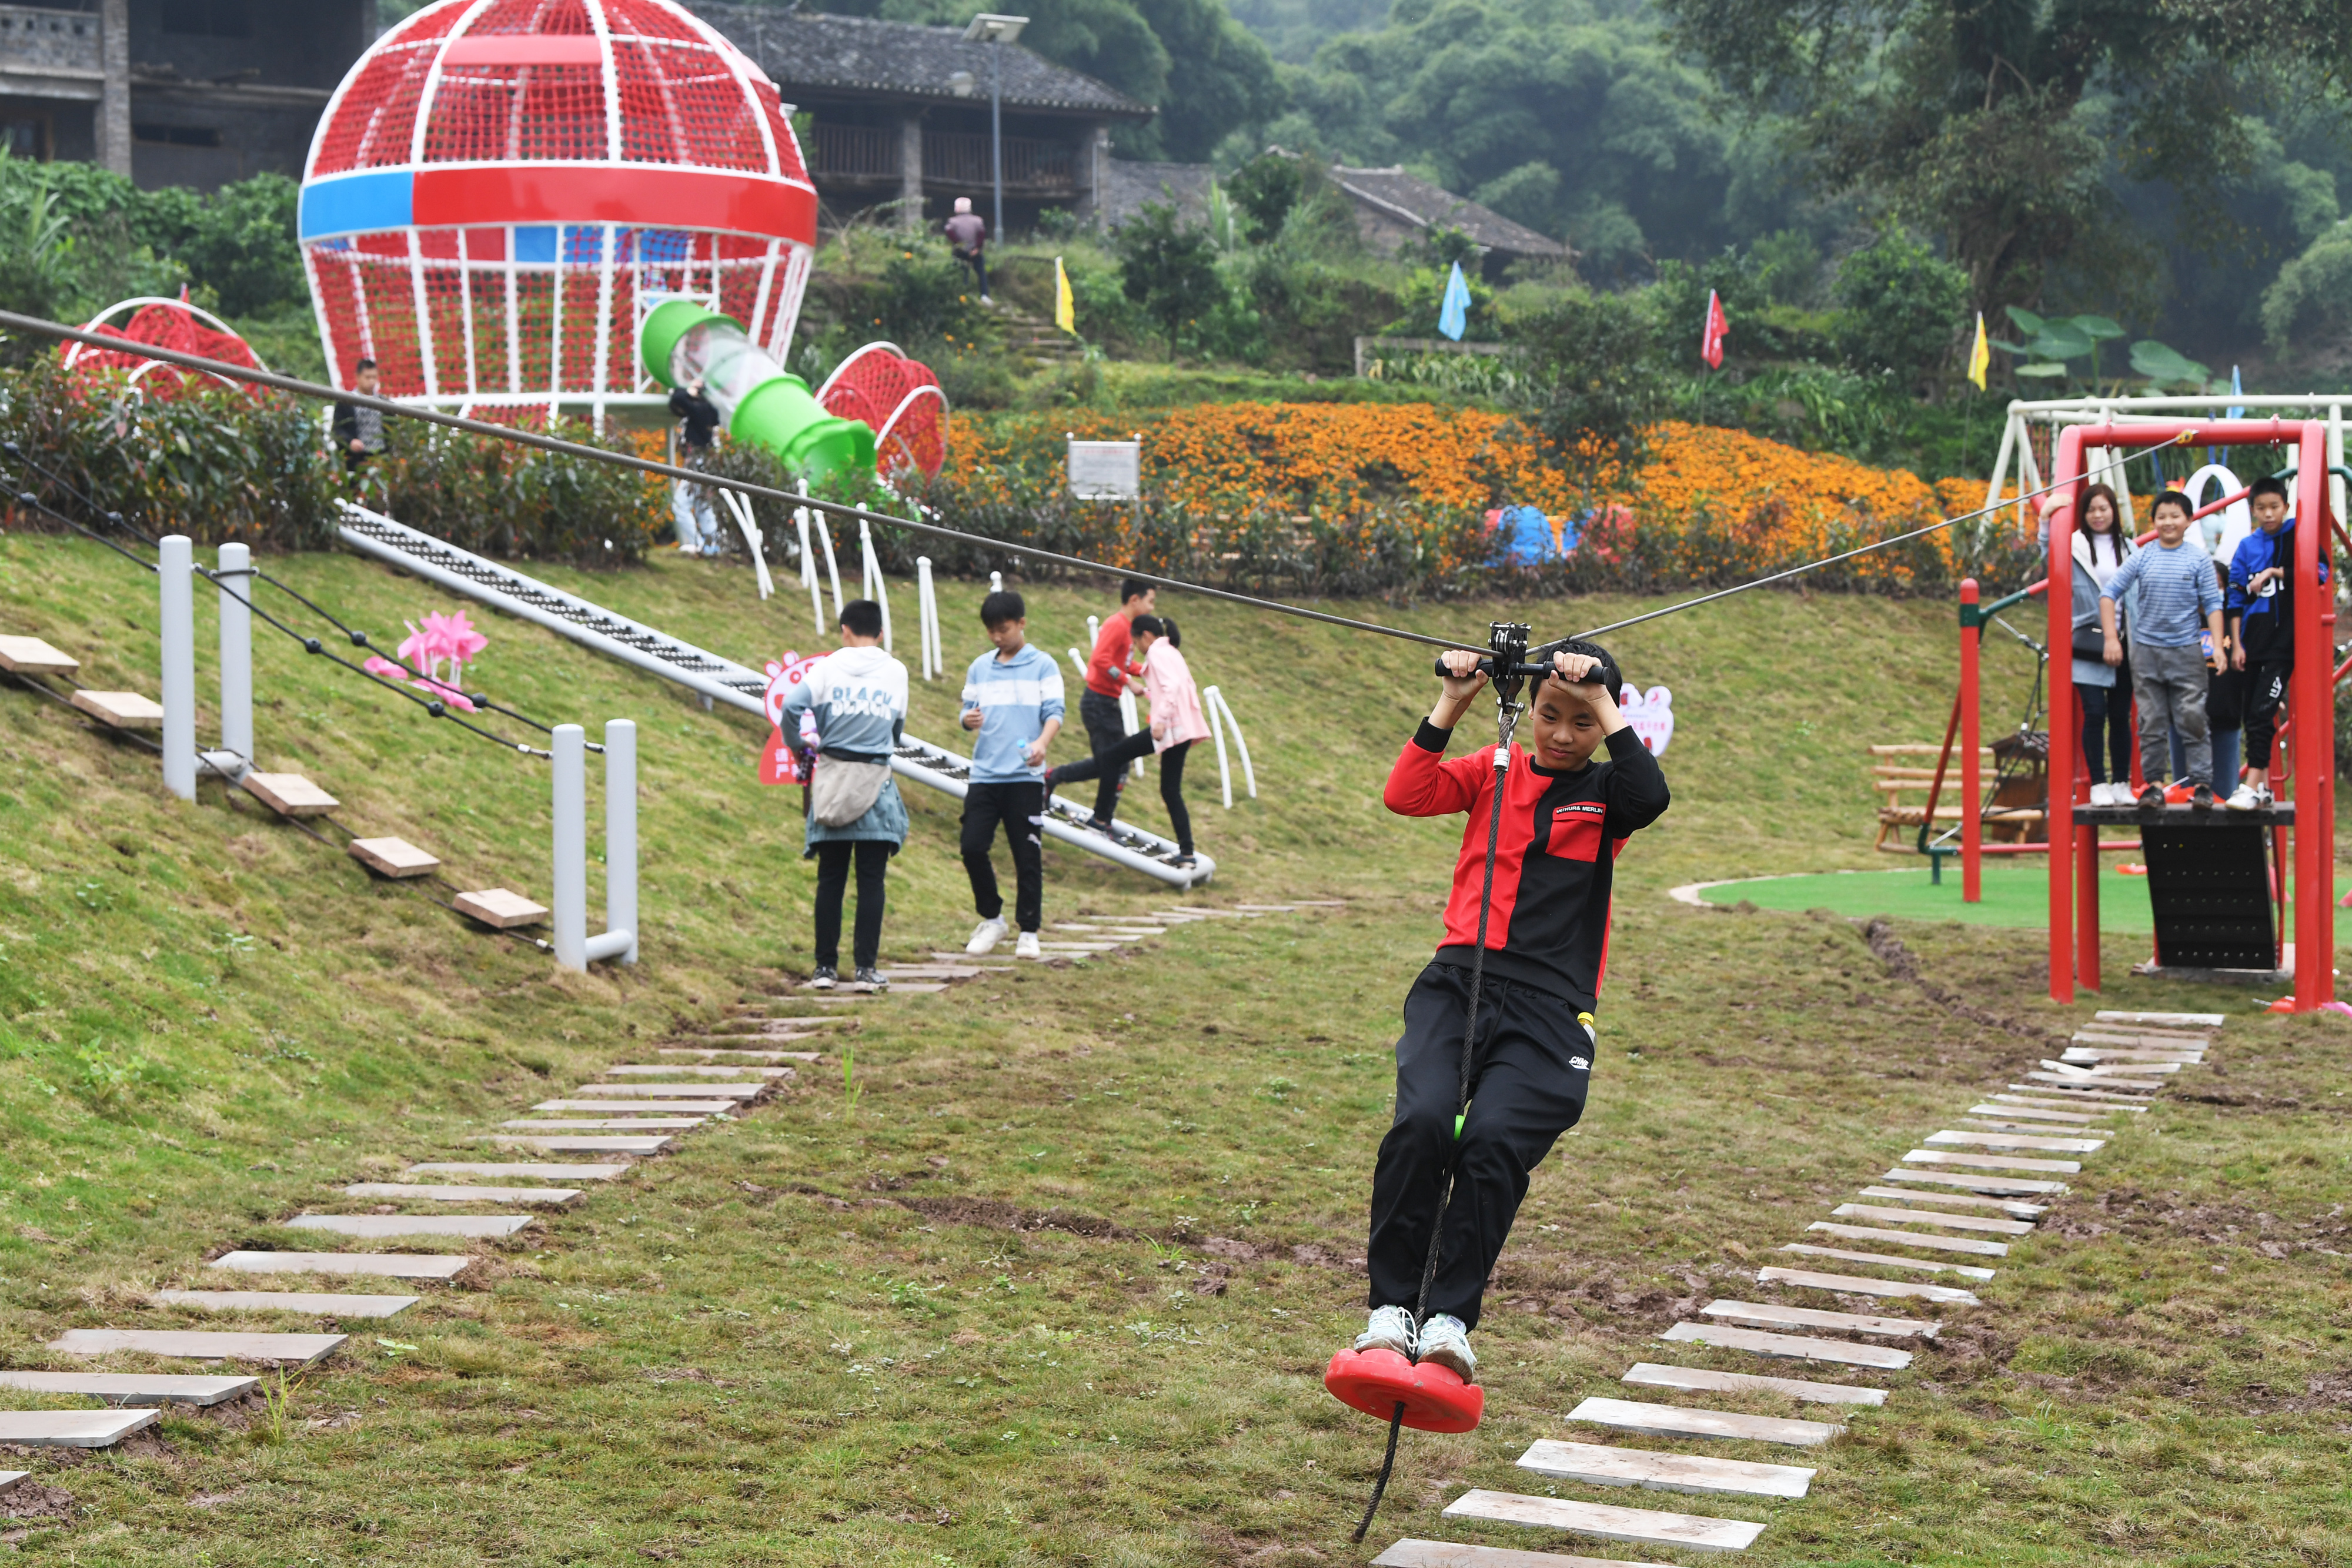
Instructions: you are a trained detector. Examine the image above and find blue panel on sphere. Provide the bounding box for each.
[513,226,557,263]
[299,170,413,241]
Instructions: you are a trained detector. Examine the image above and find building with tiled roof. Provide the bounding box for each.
[1329,165,1569,267]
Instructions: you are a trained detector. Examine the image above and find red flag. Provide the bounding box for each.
[1700,289,1728,369]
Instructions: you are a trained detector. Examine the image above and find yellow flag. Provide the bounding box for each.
[1967,310,1989,390]
[1054,256,1075,335]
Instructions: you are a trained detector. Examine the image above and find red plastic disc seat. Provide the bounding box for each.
[1323,1346,1484,1433]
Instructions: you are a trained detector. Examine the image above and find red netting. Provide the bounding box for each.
[819,346,949,480]
[61,302,267,400]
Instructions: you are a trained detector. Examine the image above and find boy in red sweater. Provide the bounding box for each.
[1351,640,1669,1383]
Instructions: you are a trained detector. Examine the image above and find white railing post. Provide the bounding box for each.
[1120,687,1144,777]
[990,571,1004,594]
[604,718,637,965]
[1214,686,1256,799]
[217,541,252,767]
[796,507,824,630]
[818,511,844,620]
[1204,681,1234,808]
[158,535,195,801]
[916,556,938,678]
[860,517,893,651]
[552,723,586,972]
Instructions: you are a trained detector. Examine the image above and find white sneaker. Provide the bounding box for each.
[2224,782,2270,811]
[2088,783,2114,807]
[965,917,1008,955]
[1415,1312,1476,1382]
[1014,930,1043,959]
[1354,1305,1417,1359]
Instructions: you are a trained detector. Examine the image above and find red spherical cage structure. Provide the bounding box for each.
[298,0,816,424]
[60,298,269,399]
[816,343,949,481]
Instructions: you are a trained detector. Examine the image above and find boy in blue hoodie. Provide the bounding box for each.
[2224,474,2328,809]
[958,590,1065,958]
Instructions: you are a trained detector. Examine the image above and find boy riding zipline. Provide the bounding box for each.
[1328,636,1669,1435]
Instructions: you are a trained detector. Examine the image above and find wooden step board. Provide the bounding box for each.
[348,837,440,878]
[475,1135,673,1152]
[343,1183,580,1205]
[50,1329,345,1368]
[1964,1116,2112,1136]
[0,633,78,673]
[1518,1437,1813,1500]
[2063,1045,2202,1063]
[1878,1166,2067,1197]
[499,1118,709,1131]
[1621,1361,1885,1407]
[1806,1221,2009,1256]
[562,1082,763,1098]
[1374,1540,1679,1568]
[242,773,339,817]
[71,689,164,728]
[2024,1071,2159,1094]
[1778,1243,1995,1281]
[283,1213,533,1239]
[606,1065,794,1078]
[0,1370,256,1406]
[207,1251,474,1279]
[151,1290,418,1318]
[1829,1203,2033,1236]
[1992,1092,2145,1114]
[0,1470,25,1495]
[1702,1299,1940,1337]
[453,888,549,929]
[0,1409,159,1447]
[1569,1395,1841,1447]
[405,1162,631,1180]
[1661,1320,1913,1370]
[1924,1130,2106,1154]
[1756,1267,1980,1305]
[1902,1149,2079,1175]
[2093,1009,2223,1027]
[1855,1186,2046,1218]
[530,1101,740,1115]
[1966,1102,2105,1125]
[1443,1489,1765,1554]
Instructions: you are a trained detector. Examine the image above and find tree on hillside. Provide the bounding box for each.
[1510,289,1664,497]
[1115,202,1226,356]
[1655,0,2352,315]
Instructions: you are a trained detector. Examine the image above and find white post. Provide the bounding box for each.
[158,534,195,801]
[1120,687,1144,777]
[1214,686,1256,799]
[1203,681,1234,808]
[604,718,637,965]
[796,508,824,631]
[217,541,252,766]
[818,513,844,621]
[552,723,586,972]
[2329,403,2346,536]
[990,570,1004,595]
[916,556,938,678]
[860,518,893,652]
[1065,647,1087,678]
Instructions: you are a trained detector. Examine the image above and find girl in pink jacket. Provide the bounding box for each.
[1043,614,1209,865]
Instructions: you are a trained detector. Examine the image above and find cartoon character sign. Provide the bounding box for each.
[1616,684,1674,756]
[759,653,823,785]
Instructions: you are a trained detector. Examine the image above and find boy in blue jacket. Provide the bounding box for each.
[958,590,1065,958]
[2224,475,2328,809]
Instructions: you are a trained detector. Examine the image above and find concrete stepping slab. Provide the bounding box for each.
[455,888,548,928]
[658,1048,823,1060]
[1570,1394,1843,1446]
[208,1251,472,1279]
[1992,1092,2144,1114]
[1925,1129,2106,1154]
[2069,1031,2207,1049]
[531,1100,739,1115]
[1855,1186,2044,1219]
[1756,1266,1979,1306]
[0,1409,158,1447]
[1830,1203,2032,1236]
[0,1469,24,1493]
[563,1082,761,1098]
[1621,1361,1885,1407]
[1517,1437,1814,1500]
[242,773,339,817]
[2010,1079,2157,1101]
[284,1213,532,1239]
[2062,1047,2201,1065]
[1967,1102,2103,1124]
[606,1065,793,1078]
[405,1162,629,1180]
[1443,1489,1763,1553]
[0,633,77,673]
[1660,1320,1912,1370]
[343,1183,579,1205]
[2075,1023,2213,1041]
[2039,1058,2177,1077]
[1879,1166,2066,1196]
[1164,906,1252,918]
[1963,1116,2108,1136]
[1807,1221,2007,1256]
[1233,904,1301,912]
[1778,1243,1994,1280]
[151,1291,417,1318]
[51,1329,345,1367]
[1700,1299,1939,1338]
[71,690,165,728]
[0,1371,256,1406]
[1374,1539,1678,1568]
[878,966,983,978]
[348,837,439,878]
[1902,1149,2079,1175]
[2094,1009,2223,1027]
[497,1118,708,1131]
[476,1135,672,1152]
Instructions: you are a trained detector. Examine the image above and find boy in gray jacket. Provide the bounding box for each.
[2099,491,2224,808]
[779,600,908,988]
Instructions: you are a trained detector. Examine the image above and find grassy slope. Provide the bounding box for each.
[1,535,2346,1566]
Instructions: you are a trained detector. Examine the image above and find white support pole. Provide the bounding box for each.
[990,570,1004,594]
[602,718,637,965]
[796,508,823,631]
[553,723,587,972]
[1119,687,1144,777]
[1213,686,1256,799]
[916,556,938,679]
[2329,403,2346,535]
[818,513,844,621]
[1203,681,1234,808]
[159,535,195,801]
[1065,646,1087,679]
[1982,413,2016,516]
[860,518,893,652]
[719,489,774,600]
[216,541,252,766]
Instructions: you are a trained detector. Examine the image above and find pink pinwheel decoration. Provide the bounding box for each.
[362,654,410,683]
[392,610,489,713]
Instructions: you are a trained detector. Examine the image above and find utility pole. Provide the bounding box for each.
[962,14,1028,248]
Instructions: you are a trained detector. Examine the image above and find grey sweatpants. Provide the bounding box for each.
[2130,640,2211,787]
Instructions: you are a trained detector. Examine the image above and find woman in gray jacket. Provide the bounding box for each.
[2064,484,2135,804]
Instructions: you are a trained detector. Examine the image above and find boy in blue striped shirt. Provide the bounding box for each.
[2098,490,2224,807]
[958,590,1065,958]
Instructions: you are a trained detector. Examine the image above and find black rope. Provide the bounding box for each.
[1,440,158,547]
[8,486,156,575]
[2,666,163,753]
[236,791,552,952]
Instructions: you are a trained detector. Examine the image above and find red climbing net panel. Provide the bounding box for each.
[301,0,817,416]
[817,345,949,480]
[61,300,268,400]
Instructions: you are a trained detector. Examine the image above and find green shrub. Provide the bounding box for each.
[1830,228,1970,386]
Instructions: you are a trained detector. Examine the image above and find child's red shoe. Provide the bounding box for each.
[1323,1346,1484,1433]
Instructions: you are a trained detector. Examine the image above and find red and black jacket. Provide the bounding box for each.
[1385,720,1671,1012]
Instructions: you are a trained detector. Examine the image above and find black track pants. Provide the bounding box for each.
[1365,962,1592,1332]
[811,839,890,971]
[1077,689,1130,824]
[961,779,1044,933]
[1053,737,1194,854]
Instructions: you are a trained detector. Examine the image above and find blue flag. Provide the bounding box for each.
[1438,261,1471,342]
[2227,364,2243,420]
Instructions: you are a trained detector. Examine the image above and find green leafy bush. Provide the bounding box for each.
[1829,228,1969,386]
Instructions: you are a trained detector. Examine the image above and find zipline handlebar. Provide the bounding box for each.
[1430,656,1606,683]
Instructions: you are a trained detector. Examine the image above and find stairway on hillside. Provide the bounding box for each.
[987,297,1083,364]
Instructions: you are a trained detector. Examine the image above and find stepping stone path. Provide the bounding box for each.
[152,1292,417,1318]
[1389,1009,2222,1563]
[0,1372,256,1406]
[0,1410,158,1447]
[283,1214,534,1240]
[50,1330,345,1368]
